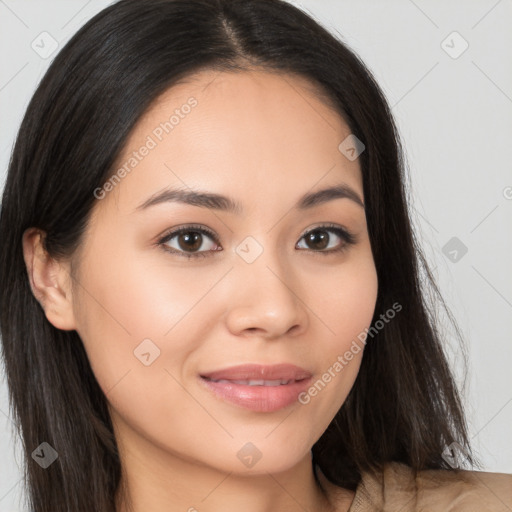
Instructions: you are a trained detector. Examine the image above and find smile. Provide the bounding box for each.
[198,364,313,412]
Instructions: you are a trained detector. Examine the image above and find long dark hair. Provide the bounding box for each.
[0,0,475,510]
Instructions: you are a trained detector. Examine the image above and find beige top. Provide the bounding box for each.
[317,461,512,511]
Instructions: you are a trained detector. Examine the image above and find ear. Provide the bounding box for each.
[22,227,77,331]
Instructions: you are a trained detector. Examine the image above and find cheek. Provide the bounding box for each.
[299,250,377,416]
[318,247,378,349]
[71,241,233,425]
[70,243,187,394]
[75,238,216,345]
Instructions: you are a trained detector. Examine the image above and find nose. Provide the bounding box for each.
[224,249,309,340]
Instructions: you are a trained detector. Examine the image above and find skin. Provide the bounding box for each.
[23,68,378,512]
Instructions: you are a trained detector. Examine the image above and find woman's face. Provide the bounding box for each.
[68,69,378,474]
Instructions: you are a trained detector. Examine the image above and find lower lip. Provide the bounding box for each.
[199,377,312,412]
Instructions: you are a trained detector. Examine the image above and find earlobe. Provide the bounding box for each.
[21,227,77,331]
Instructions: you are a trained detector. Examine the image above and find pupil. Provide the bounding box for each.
[308,231,328,250]
[179,232,202,251]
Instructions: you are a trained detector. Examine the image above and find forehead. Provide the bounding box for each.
[97,68,362,216]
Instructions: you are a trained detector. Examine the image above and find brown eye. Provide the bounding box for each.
[158,223,356,260]
[159,225,221,259]
[303,230,330,250]
[296,225,356,254]
[176,231,204,252]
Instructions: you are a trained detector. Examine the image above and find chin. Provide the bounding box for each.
[203,438,313,476]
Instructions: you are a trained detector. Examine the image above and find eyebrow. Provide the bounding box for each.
[135,183,364,214]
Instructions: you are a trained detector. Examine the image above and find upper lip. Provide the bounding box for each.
[200,364,312,382]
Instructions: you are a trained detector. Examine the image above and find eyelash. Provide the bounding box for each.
[157,223,357,260]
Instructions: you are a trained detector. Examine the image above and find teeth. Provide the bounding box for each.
[261,380,285,386]
[211,379,292,386]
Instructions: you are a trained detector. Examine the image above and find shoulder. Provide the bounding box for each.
[350,461,512,511]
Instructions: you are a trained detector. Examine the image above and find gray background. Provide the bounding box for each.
[1,0,511,510]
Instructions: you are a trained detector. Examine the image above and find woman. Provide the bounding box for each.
[0,0,510,511]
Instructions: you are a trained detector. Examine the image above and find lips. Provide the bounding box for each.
[209,378,294,386]
[200,363,312,382]
[198,364,313,412]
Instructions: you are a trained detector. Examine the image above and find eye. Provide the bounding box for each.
[296,223,356,255]
[157,223,357,260]
[158,224,221,259]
